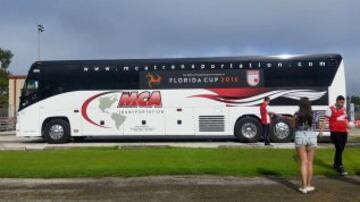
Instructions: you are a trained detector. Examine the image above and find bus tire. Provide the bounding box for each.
[234,117,262,143]
[270,117,294,143]
[43,119,71,144]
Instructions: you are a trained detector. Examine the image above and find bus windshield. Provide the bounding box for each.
[23,79,39,97]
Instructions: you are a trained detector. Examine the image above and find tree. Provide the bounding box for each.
[0,48,13,107]
[0,48,13,69]
[351,96,360,106]
[0,69,8,106]
[351,96,360,120]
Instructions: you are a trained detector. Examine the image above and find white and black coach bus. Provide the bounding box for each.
[17,54,345,143]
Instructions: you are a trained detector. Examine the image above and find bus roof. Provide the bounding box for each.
[31,53,342,67]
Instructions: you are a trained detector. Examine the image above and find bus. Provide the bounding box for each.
[16,54,345,144]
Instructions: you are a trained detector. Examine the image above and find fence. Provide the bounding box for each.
[0,104,16,131]
[0,117,15,131]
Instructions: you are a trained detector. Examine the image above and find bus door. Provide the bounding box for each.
[18,75,41,135]
[164,107,195,135]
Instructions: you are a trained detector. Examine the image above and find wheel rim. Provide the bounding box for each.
[273,122,290,139]
[49,124,64,140]
[241,123,258,139]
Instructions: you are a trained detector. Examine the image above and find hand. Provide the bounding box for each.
[347,121,355,129]
[319,130,323,137]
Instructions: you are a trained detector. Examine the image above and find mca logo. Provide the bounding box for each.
[146,72,162,88]
[118,91,162,108]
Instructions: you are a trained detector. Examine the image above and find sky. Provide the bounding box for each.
[0,0,359,95]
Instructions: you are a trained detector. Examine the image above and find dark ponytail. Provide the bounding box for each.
[297,97,313,126]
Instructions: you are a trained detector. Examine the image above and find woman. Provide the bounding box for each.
[293,97,318,194]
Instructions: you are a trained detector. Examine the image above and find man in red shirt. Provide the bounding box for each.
[260,97,275,146]
[320,95,349,176]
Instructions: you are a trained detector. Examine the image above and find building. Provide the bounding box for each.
[8,75,26,117]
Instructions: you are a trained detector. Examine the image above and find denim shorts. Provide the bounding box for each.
[294,130,318,148]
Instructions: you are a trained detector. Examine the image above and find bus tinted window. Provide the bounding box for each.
[264,68,338,87]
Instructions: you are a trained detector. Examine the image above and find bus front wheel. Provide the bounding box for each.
[234,117,262,143]
[270,117,294,143]
[43,119,71,144]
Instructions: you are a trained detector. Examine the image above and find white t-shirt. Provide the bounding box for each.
[325,107,332,118]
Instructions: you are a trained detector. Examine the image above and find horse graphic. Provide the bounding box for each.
[145,72,162,88]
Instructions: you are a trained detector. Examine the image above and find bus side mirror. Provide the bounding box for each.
[20,88,26,99]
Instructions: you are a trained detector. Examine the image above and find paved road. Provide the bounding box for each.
[0,176,359,201]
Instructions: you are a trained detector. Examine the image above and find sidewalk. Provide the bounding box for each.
[1,129,359,151]
[0,134,340,151]
[0,176,359,201]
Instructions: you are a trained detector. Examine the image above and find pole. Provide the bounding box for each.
[37,24,44,61]
[38,28,40,61]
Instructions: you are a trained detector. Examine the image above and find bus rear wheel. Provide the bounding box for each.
[234,117,262,143]
[43,119,71,144]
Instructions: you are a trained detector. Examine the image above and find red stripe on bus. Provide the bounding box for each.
[207,88,268,98]
[81,92,113,128]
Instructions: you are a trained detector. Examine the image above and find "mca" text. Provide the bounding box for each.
[118,91,162,108]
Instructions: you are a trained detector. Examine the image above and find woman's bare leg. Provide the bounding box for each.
[296,147,308,188]
[306,147,315,187]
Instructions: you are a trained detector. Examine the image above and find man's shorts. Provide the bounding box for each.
[294,130,317,148]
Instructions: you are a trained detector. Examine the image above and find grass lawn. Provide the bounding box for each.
[0,147,359,178]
